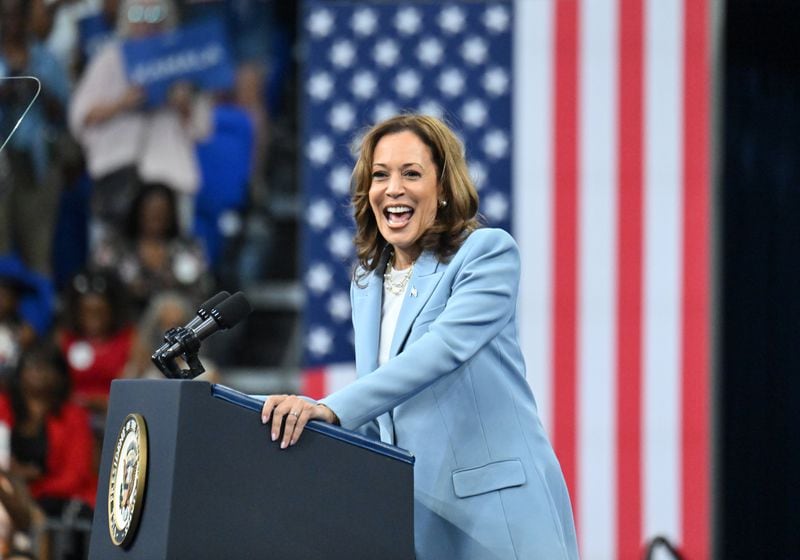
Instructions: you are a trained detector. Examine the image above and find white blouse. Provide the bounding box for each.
[378,266,411,366]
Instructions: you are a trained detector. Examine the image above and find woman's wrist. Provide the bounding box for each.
[316,403,340,425]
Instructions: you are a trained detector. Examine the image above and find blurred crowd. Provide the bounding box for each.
[0,0,293,556]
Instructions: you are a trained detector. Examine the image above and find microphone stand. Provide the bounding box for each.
[151,326,207,379]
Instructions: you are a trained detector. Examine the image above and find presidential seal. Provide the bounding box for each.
[108,413,148,547]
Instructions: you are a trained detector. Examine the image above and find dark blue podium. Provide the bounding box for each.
[88,380,415,559]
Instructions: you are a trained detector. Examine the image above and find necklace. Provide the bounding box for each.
[384,255,414,295]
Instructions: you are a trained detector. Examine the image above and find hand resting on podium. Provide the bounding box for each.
[260,395,338,449]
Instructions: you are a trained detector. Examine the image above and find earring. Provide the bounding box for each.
[438,199,448,209]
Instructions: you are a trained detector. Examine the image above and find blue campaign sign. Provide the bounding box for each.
[121,19,235,106]
[77,13,113,60]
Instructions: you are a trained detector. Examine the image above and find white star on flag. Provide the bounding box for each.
[482,129,509,159]
[307,200,333,230]
[307,72,334,102]
[417,37,444,66]
[307,136,333,165]
[483,67,510,96]
[462,99,488,128]
[461,36,489,65]
[330,40,356,68]
[438,68,466,97]
[307,9,334,38]
[328,166,352,197]
[351,71,377,99]
[395,7,421,35]
[306,263,334,295]
[328,102,355,132]
[482,191,509,222]
[468,160,488,190]
[418,99,444,119]
[438,6,466,34]
[373,101,399,123]
[483,5,510,33]
[307,326,334,356]
[327,292,351,322]
[351,8,377,36]
[373,39,400,67]
[327,229,354,259]
[395,69,421,98]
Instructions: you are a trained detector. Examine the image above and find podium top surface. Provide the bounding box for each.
[211,383,415,465]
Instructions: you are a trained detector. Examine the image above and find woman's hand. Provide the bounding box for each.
[84,85,144,126]
[260,395,338,449]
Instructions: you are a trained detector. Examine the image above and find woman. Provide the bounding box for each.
[91,182,211,313]
[67,0,212,244]
[57,269,134,417]
[261,115,578,559]
[0,343,96,513]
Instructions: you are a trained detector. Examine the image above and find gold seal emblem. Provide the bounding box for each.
[108,413,148,547]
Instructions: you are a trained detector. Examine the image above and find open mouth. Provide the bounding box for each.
[384,205,414,226]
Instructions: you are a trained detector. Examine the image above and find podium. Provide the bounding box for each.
[88,380,415,559]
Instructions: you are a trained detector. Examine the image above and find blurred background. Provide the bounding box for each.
[0,0,797,558]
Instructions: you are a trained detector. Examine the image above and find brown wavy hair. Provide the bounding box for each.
[352,114,481,277]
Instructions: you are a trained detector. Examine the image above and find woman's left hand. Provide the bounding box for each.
[261,395,338,449]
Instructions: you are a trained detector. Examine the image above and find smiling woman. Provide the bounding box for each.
[260,114,578,560]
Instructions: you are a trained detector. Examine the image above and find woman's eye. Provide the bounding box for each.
[404,171,421,179]
[372,171,387,179]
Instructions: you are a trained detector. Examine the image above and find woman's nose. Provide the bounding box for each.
[385,173,403,197]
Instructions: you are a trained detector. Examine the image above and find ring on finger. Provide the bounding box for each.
[289,411,300,418]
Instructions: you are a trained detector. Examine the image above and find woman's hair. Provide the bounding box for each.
[136,290,193,349]
[351,114,481,276]
[9,341,72,423]
[125,181,180,241]
[63,268,130,334]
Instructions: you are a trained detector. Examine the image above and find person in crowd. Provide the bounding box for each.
[56,269,134,419]
[0,343,96,518]
[0,258,47,386]
[68,0,212,246]
[0,0,71,276]
[92,181,211,313]
[124,290,218,381]
[261,115,579,559]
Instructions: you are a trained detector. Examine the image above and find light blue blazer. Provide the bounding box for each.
[322,228,579,560]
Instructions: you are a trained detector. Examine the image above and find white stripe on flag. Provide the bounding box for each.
[514,0,554,435]
[643,0,683,549]
[578,0,618,558]
[324,363,358,394]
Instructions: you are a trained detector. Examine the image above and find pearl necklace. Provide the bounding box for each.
[384,257,414,295]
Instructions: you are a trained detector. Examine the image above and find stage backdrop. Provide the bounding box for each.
[298,1,711,559]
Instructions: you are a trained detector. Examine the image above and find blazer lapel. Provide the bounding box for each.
[352,263,385,376]
[389,251,443,357]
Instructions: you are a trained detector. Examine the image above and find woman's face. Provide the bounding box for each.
[138,190,173,238]
[368,130,441,268]
[20,363,61,411]
[78,293,113,338]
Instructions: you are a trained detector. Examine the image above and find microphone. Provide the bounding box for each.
[154,291,231,356]
[155,291,252,361]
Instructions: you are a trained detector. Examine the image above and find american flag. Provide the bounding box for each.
[300,0,512,385]
[300,1,711,559]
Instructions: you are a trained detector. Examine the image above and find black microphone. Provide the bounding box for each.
[154,291,231,356]
[156,291,252,361]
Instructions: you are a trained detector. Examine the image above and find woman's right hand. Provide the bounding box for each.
[260,395,339,450]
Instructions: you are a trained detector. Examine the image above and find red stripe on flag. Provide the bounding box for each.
[681,0,710,557]
[617,0,644,556]
[301,367,327,400]
[552,0,579,524]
